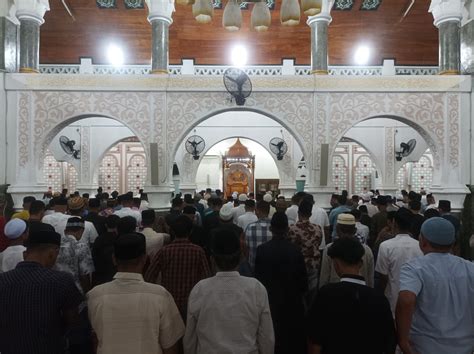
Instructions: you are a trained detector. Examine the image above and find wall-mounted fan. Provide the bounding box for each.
[269,137,288,160]
[59,135,80,159]
[185,135,205,160]
[223,68,252,106]
[395,139,416,161]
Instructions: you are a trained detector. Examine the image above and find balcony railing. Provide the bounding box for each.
[38,59,439,76]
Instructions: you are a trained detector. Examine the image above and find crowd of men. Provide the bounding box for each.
[0,187,473,354]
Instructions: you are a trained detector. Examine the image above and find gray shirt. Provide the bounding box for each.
[184,271,274,354]
[399,253,474,354]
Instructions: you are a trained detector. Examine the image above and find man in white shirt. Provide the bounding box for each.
[42,196,70,233]
[184,228,274,354]
[376,209,423,315]
[232,194,247,224]
[352,209,369,244]
[0,219,27,272]
[286,192,306,226]
[360,194,378,217]
[236,199,258,232]
[88,233,185,354]
[114,193,142,226]
[141,210,167,259]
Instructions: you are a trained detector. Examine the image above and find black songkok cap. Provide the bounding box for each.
[211,228,240,255]
[88,198,101,208]
[114,233,146,260]
[28,230,61,246]
[271,211,289,230]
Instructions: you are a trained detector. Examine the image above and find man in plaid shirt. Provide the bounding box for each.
[245,201,272,272]
[145,215,210,320]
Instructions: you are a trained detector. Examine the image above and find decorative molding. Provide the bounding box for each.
[18,92,30,167]
[81,126,91,182]
[360,0,381,11]
[96,0,117,8]
[448,94,460,167]
[333,0,354,11]
[212,0,275,9]
[384,127,395,182]
[124,0,144,9]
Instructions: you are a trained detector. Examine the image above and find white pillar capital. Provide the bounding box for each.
[146,0,174,24]
[14,0,49,24]
[429,0,463,27]
[306,13,332,26]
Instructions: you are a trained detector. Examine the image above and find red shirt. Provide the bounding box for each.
[145,239,210,317]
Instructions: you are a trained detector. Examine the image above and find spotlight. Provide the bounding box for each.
[231,45,248,67]
[107,44,124,66]
[354,45,371,65]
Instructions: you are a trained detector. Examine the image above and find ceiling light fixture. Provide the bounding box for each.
[231,44,248,67]
[251,1,271,32]
[223,0,242,31]
[354,45,371,65]
[107,44,124,66]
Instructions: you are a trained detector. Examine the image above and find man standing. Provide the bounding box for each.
[232,193,247,223]
[11,196,36,220]
[370,196,389,246]
[88,233,185,354]
[328,195,351,240]
[85,198,107,235]
[0,230,83,354]
[42,196,70,232]
[141,209,166,258]
[236,199,258,232]
[245,201,272,272]
[286,192,306,225]
[320,214,374,288]
[307,238,396,354]
[113,193,142,226]
[65,197,99,246]
[145,215,210,320]
[255,212,307,354]
[438,200,461,236]
[375,209,422,315]
[184,228,274,354]
[396,217,474,354]
[0,219,28,272]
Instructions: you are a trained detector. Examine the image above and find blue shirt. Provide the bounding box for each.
[399,253,474,354]
[328,206,351,238]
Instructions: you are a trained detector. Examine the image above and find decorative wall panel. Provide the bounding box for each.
[99,154,121,193]
[396,152,433,192]
[332,155,348,192]
[354,155,374,194]
[126,154,147,193]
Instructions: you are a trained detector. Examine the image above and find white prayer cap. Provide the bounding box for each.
[219,203,234,221]
[232,192,238,200]
[4,219,27,240]
[238,193,248,202]
[263,194,273,203]
[361,194,370,202]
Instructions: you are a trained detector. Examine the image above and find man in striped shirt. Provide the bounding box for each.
[245,201,272,272]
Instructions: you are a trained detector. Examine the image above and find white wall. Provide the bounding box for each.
[195,138,279,191]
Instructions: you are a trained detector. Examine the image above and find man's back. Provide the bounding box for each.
[88,272,185,354]
[145,239,210,317]
[399,253,474,354]
[245,218,272,271]
[375,234,422,313]
[184,272,274,354]
[308,279,396,354]
[0,262,83,354]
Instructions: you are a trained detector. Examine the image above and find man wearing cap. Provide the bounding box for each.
[307,238,396,354]
[184,228,274,354]
[0,219,28,272]
[375,209,422,316]
[255,212,307,354]
[328,195,351,240]
[55,217,94,294]
[62,196,99,247]
[231,193,247,224]
[237,199,258,232]
[319,213,374,288]
[85,198,107,235]
[88,233,185,354]
[438,199,461,236]
[396,217,474,354]
[113,193,142,226]
[145,215,210,320]
[0,229,83,354]
[263,193,276,218]
[245,201,272,272]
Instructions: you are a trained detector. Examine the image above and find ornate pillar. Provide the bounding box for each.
[307,14,331,75]
[14,0,49,73]
[461,1,474,73]
[0,1,19,72]
[146,0,174,74]
[430,0,463,75]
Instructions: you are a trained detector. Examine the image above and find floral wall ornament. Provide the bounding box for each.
[360,0,382,11]
[96,0,117,8]
[333,0,353,10]
[124,0,145,9]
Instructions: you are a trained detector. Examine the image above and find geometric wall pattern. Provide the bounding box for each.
[43,150,78,193]
[396,151,434,192]
[354,154,375,194]
[126,154,147,193]
[332,154,348,193]
[99,154,121,193]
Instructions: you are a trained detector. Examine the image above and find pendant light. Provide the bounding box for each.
[193,0,214,23]
[301,0,321,16]
[280,0,300,26]
[223,0,242,31]
[251,1,271,32]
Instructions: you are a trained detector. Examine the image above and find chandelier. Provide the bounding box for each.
[177,0,323,30]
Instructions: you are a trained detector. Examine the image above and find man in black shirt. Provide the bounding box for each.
[0,230,83,354]
[92,215,120,286]
[307,237,396,354]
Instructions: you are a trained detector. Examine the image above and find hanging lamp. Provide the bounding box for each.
[193,0,214,23]
[301,0,321,16]
[280,0,300,26]
[251,1,271,32]
[223,0,242,31]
